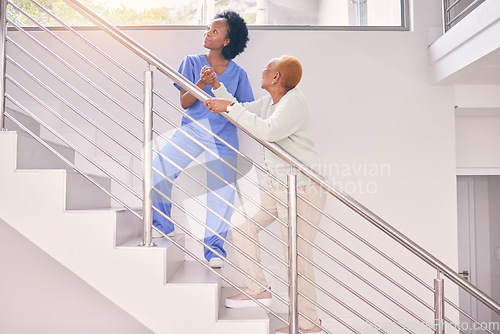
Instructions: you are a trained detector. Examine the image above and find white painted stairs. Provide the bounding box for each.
[0,128,270,334]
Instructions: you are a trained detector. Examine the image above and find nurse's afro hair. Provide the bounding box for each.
[214,11,249,60]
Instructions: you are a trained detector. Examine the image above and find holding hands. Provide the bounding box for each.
[205,98,232,114]
[200,65,220,89]
[201,65,229,113]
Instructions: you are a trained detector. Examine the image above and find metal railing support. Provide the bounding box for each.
[434,271,445,334]
[141,67,155,247]
[288,167,299,334]
[0,0,7,130]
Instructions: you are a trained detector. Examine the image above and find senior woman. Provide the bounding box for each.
[203,55,326,334]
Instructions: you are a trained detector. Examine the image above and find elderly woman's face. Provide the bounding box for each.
[261,59,278,90]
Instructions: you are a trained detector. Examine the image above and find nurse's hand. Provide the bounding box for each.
[200,66,220,89]
[205,98,232,114]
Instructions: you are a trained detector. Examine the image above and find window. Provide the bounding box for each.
[9,0,408,29]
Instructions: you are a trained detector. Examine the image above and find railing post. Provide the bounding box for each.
[0,0,8,130]
[288,166,299,334]
[442,0,449,32]
[434,271,445,333]
[140,66,155,247]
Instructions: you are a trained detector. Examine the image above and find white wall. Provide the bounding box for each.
[455,107,500,174]
[4,0,473,330]
[0,219,153,333]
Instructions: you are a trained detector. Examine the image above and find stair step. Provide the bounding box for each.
[4,108,41,136]
[117,234,186,282]
[115,208,143,246]
[16,131,75,170]
[168,260,220,286]
[218,287,270,323]
[65,170,111,210]
[66,207,143,248]
[118,234,184,248]
[3,130,111,210]
[269,313,288,334]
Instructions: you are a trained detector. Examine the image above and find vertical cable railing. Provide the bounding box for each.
[2,1,499,333]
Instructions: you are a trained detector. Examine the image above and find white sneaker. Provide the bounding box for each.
[208,257,224,268]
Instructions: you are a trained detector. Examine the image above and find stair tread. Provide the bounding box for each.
[15,131,76,170]
[168,260,219,285]
[4,109,41,136]
[218,287,269,323]
[66,207,129,214]
[17,131,72,151]
[117,234,185,249]
[15,167,109,180]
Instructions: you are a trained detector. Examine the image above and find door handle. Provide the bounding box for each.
[459,270,470,280]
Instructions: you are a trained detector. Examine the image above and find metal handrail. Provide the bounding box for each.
[49,0,500,316]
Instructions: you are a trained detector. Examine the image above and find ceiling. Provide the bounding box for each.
[447,47,500,85]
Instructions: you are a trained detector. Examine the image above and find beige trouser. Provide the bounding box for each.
[231,183,327,330]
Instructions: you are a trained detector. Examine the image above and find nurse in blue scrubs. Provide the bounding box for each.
[152,11,254,268]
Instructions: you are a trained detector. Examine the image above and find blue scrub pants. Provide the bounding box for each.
[152,124,237,261]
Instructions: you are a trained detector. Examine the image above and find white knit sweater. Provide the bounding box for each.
[212,83,321,187]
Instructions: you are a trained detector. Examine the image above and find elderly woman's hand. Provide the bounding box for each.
[205,98,233,114]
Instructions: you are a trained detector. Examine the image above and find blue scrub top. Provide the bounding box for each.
[174,54,254,149]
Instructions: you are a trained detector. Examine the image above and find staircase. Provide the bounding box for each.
[0,128,269,333]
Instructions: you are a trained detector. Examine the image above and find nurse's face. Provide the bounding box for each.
[203,19,230,51]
